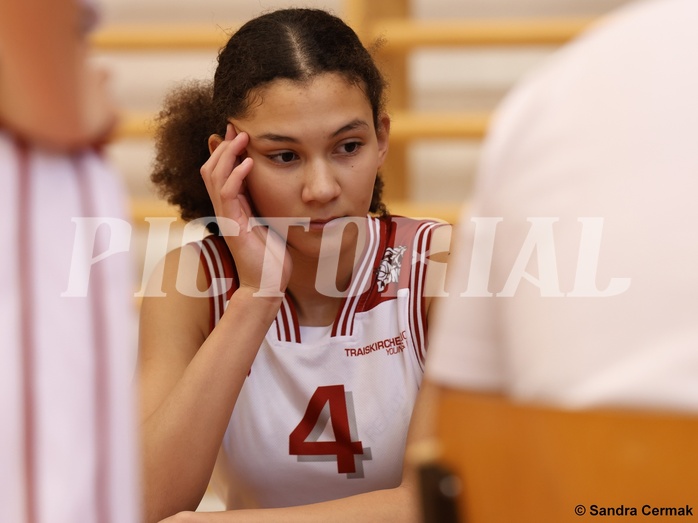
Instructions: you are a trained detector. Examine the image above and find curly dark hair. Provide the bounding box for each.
[151,8,389,232]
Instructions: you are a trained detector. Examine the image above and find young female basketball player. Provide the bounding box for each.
[138,8,449,522]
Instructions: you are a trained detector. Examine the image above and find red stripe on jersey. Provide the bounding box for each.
[75,154,112,523]
[287,299,301,343]
[274,318,282,340]
[335,217,380,337]
[278,300,295,343]
[199,241,217,332]
[266,297,306,342]
[200,236,238,330]
[17,138,38,523]
[409,222,440,368]
[200,239,225,328]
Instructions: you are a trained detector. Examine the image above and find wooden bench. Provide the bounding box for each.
[422,389,698,522]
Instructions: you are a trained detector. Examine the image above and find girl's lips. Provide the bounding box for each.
[308,216,343,231]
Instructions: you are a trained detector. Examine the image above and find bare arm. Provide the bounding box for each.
[141,124,292,523]
[0,0,116,149]
[138,244,283,522]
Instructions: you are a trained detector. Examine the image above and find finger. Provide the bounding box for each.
[214,133,249,187]
[201,132,249,182]
[201,136,231,175]
[220,156,253,204]
[230,123,250,161]
[238,189,254,218]
[206,130,245,165]
[225,122,236,141]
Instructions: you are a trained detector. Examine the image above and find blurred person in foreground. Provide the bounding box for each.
[421,0,698,522]
[420,0,698,507]
[428,0,698,414]
[0,1,140,522]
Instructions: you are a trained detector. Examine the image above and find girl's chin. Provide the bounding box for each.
[287,227,362,259]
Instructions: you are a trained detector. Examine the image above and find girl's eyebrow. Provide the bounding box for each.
[254,132,299,144]
[252,119,370,144]
[330,119,369,138]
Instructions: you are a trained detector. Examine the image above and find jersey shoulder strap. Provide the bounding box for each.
[197,235,238,332]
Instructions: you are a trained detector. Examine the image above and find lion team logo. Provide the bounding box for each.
[376,246,407,292]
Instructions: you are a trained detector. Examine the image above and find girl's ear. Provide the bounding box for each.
[208,133,224,154]
[376,113,391,167]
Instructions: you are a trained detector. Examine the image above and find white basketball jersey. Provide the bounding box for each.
[199,216,444,508]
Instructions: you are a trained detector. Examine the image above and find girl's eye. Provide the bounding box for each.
[338,141,362,155]
[268,151,299,164]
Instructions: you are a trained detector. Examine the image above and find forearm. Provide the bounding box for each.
[164,484,421,523]
[143,288,282,522]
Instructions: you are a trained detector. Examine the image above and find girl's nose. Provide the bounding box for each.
[301,160,341,204]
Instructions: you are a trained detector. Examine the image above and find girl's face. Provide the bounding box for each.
[232,73,390,259]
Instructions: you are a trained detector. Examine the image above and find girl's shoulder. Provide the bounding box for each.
[378,213,449,229]
[376,214,450,250]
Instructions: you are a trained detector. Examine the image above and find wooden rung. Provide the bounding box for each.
[90,24,234,50]
[372,17,597,50]
[114,110,491,141]
[114,112,155,140]
[90,18,596,51]
[389,111,490,141]
[130,199,180,224]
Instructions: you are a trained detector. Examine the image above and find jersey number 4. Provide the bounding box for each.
[289,385,367,475]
